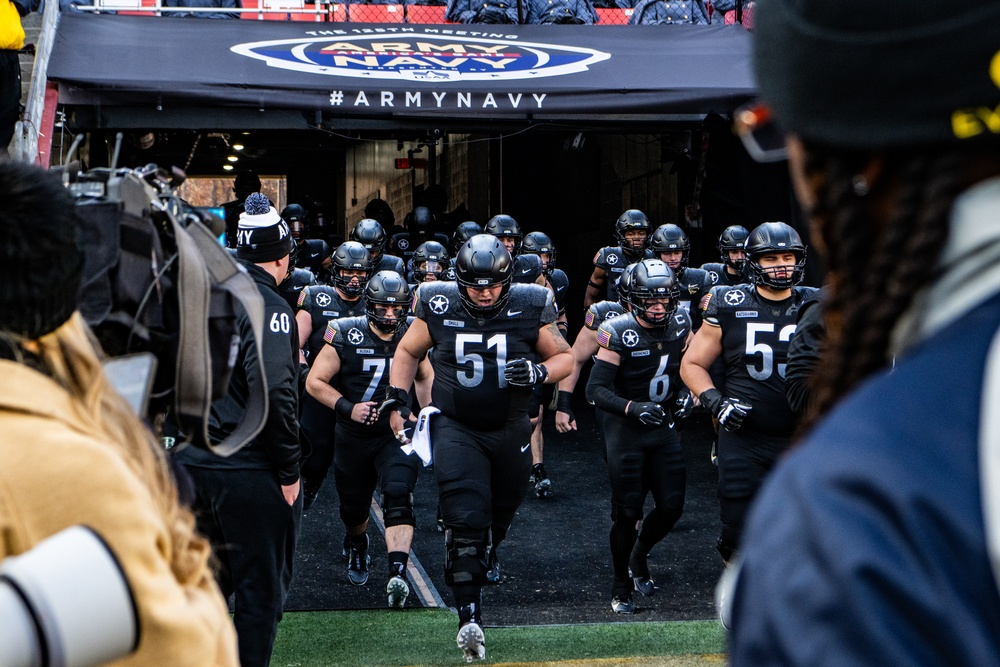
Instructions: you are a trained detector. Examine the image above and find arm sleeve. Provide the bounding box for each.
[586,358,630,414]
[785,300,825,415]
[249,301,301,484]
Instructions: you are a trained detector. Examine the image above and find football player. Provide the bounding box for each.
[409,240,451,285]
[350,218,407,275]
[584,209,654,308]
[282,203,332,277]
[381,234,572,663]
[680,221,818,563]
[587,259,691,614]
[700,225,750,287]
[296,241,372,510]
[306,271,431,606]
[484,214,546,286]
[649,224,713,330]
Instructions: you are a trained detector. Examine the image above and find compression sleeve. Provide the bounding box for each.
[585,359,630,415]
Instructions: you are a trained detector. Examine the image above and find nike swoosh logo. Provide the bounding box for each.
[520,442,530,453]
[507,310,522,317]
[520,269,533,274]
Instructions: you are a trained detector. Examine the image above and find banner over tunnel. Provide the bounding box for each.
[48,14,756,125]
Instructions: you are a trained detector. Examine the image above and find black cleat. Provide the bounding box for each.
[611,594,636,614]
[456,602,485,662]
[629,551,655,597]
[346,534,370,586]
[485,546,501,585]
[531,464,552,499]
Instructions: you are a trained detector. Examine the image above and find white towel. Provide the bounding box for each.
[401,406,439,466]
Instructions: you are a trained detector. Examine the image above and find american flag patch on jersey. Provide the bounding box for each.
[324,324,337,345]
[597,328,611,348]
[585,310,595,328]
[297,289,307,308]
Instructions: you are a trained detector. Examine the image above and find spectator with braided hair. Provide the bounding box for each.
[724,1,1000,663]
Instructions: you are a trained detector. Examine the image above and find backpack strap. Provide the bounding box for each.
[171,215,269,457]
[979,321,1000,594]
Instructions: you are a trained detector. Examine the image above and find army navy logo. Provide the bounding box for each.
[397,238,410,251]
[724,289,747,306]
[315,292,333,308]
[606,253,619,266]
[622,329,640,348]
[429,294,450,315]
[231,34,611,83]
[347,328,365,345]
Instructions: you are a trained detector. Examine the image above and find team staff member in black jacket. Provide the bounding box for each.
[382,235,573,663]
[176,193,302,667]
[587,260,691,614]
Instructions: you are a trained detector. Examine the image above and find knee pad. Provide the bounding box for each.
[382,491,415,528]
[445,528,489,587]
[612,504,642,530]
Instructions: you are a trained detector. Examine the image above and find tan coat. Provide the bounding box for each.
[0,360,238,666]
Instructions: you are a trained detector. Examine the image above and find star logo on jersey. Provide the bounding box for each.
[429,294,450,315]
[708,271,720,285]
[606,253,619,265]
[347,327,365,345]
[622,329,640,348]
[724,289,747,306]
[397,238,410,251]
[315,292,332,308]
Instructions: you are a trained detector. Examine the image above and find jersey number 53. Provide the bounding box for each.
[745,323,796,381]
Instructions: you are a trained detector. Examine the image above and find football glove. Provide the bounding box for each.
[717,397,752,432]
[626,401,666,427]
[504,359,548,387]
[378,386,412,420]
[674,389,695,421]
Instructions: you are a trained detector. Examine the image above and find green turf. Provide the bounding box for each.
[270,609,726,666]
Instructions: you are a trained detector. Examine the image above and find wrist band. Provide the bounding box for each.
[557,390,573,412]
[335,397,354,419]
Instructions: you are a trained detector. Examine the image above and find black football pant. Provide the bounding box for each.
[333,423,420,529]
[602,412,686,598]
[183,465,302,667]
[0,50,19,155]
[431,413,532,609]
[715,428,787,561]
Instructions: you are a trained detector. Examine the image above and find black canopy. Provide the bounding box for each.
[48,13,755,128]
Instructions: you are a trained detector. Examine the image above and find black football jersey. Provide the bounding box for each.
[389,232,451,262]
[596,310,691,404]
[593,246,654,302]
[324,315,412,438]
[547,268,570,314]
[675,267,713,330]
[298,239,331,275]
[701,262,745,287]
[703,284,820,437]
[584,300,626,331]
[278,267,316,310]
[297,285,365,363]
[415,281,557,430]
[512,254,544,284]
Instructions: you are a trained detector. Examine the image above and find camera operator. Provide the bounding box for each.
[0,161,237,664]
[175,192,302,667]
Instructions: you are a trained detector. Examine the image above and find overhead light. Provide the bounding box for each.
[232,144,244,151]
[223,164,234,171]
[227,155,239,162]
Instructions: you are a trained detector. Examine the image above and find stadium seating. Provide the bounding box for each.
[595,7,633,24]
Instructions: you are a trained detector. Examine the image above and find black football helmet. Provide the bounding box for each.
[520,231,557,272]
[745,222,806,290]
[485,214,523,256]
[454,234,513,318]
[404,206,436,238]
[365,270,411,334]
[331,241,373,297]
[411,241,450,283]
[350,218,388,264]
[281,203,308,242]
[452,221,483,255]
[718,225,750,272]
[614,209,651,261]
[364,198,395,230]
[616,261,640,308]
[649,224,690,269]
[626,259,679,327]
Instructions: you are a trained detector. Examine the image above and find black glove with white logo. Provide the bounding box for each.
[699,388,724,416]
[378,385,412,420]
[674,389,695,421]
[626,401,666,427]
[504,359,548,387]
[717,397,753,432]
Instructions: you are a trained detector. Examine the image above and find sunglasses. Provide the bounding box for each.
[734,102,788,163]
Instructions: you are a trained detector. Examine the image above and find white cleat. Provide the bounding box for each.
[387,575,409,609]
[456,621,486,662]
